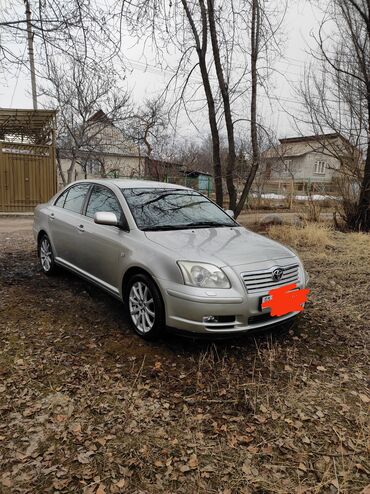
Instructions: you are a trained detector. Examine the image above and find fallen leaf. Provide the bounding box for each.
[1,477,12,488]
[355,463,370,474]
[330,478,339,489]
[188,454,198,469]
[77,451,95,464]
[317,366,326,372]
[72,423,82,433]
[96,484,106,494]
[110,479,126,493]
[359,394,370,404]
[53,479,70,489]
[242,461,252,476]
[238,435,254,445]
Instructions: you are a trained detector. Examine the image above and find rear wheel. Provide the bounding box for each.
[126,273,165,340]
[38,234,58,276]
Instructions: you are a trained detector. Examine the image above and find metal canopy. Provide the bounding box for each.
[0,108,56,140]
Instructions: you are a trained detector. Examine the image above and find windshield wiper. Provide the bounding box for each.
[142,225,188,231]
[142,221,235,231]
[181,221,234,228]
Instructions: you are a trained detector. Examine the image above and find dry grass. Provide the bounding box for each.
[266,223,334,250]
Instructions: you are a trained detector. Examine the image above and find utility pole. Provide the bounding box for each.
[24,0,37,109]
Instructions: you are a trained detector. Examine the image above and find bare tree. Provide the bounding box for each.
[130,97,170,160]
[0,0,121,67]
[119,0,285,214]
[299,0,370,231]
[42,56,131,184]
[180,0,225,206]
[234,0,261,216]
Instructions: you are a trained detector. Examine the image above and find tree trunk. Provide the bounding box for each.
[67,151,77,184]
[207,0,237,210]
[354,140,370,230]
[181,0,223,206]
[56,147,66,186]
[234,0,260,218]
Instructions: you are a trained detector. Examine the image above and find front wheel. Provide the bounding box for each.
[125,273,165,340]
[38,234,58,276]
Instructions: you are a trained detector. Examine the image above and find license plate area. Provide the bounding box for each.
[259,294,272,311]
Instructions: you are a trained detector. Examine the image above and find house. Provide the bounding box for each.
[261,133,361,192]
[58,110,144,186]
[182,170,213,193]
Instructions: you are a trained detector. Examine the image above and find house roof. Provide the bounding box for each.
[145,157,182,169]
[263,133,354,160]
[183,169,212,177]
[86,109,113,125]
[279,133,340,145]
[0,108,56,138]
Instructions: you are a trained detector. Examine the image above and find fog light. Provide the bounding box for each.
[203,316,218,323]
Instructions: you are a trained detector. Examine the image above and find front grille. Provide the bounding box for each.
[241,264,299,293]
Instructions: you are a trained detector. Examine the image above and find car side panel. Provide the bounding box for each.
[48,206,86,269]
[75,218,130,290]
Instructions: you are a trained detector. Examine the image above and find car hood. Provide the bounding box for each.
[144,226,296,267]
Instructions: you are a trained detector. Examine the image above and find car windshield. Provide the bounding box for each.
[121,188,237,231]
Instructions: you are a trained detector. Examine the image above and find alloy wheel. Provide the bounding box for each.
[40,238,52,272]
[129,281,155,334]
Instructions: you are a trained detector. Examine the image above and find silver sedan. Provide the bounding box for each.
[33,179,309,339]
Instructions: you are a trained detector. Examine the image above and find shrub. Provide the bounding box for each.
[266,223,333,250]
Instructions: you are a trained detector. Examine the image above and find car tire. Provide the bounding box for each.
[125,273,165,340]
[38,234,58,276]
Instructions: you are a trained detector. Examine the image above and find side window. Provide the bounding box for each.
[85,185,122,219]
[54,189,69,208]
[63,184,91,214]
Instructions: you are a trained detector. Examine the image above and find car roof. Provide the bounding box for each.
[74,178,190,190]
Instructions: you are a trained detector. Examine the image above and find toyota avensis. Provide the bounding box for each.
[33,179,309,339]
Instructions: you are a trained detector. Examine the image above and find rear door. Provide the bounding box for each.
[78,184,129,292]
[48,183,91,268]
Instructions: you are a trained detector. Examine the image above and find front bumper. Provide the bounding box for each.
[156,264,307,335]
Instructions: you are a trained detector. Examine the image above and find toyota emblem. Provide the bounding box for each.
[272,268,284,281]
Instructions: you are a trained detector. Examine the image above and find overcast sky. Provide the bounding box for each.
[0,0,320,142]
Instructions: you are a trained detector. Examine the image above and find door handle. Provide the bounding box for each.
[48,213,55,221]
[77,224,85,232]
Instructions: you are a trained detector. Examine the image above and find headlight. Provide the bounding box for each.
[177,261,231,289]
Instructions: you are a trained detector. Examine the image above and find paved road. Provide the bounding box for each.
[0,217,34,234]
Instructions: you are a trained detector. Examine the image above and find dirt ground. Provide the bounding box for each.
[0,219,369,494]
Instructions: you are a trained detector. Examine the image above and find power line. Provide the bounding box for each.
[10,44,27,106]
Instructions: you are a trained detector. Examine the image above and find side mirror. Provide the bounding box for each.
[224,209,235,218]
[94,211,119,226]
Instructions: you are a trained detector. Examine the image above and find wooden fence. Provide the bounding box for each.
[0,141,56,212]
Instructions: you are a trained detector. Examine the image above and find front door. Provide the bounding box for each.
[78,184,128,293]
